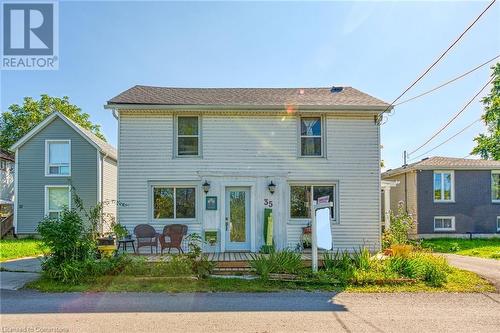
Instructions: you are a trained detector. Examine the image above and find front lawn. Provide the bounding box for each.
[421,238,500,260]
[0,239,48,262]
[26,267,494,293]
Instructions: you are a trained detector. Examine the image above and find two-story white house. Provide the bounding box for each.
[106,85,390,252]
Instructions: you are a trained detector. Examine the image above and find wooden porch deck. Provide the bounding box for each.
[140,251,322,269]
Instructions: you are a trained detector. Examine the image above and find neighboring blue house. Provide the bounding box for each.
[10,112,117,235]
[382,156,500,238]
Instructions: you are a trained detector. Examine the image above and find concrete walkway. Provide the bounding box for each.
[444,254,500,291]
[0,257,42,290]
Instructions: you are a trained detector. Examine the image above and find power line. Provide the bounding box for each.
[408,118,482,161]
[408,76,493,156]
[380,0,496,117]
[395,54,500,106]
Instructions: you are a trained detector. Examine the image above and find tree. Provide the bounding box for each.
[0,95,106,152]
[472,63,500,160]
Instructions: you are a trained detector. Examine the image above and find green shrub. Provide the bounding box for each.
[323,250,354,272]
[382,203,415,249]
[122,256,194,277]
[37,209,98,283]
[250,249,304,278]
[389,252,449,287]
[351,247,371,270]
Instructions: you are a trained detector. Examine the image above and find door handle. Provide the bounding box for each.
[225,217,229,231]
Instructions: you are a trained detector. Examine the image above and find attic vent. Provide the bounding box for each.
[331,86,343,93]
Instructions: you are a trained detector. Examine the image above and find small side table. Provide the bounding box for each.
[117,239,136,254]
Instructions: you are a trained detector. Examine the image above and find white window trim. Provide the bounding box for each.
[174,115,202,158]
[44,185,71,218]
[434,216,455,232]
[45,139,71,177]
[433,170,455,203]
[492,171,500,203]
[298,115,325,158]
[150,184,198,221]
[497,216,500,232]
[288,183,338,222]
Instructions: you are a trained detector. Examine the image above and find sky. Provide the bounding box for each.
[1,0,499,169]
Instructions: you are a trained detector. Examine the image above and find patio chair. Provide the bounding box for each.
[159,224,188,254]
[133,224,159,254]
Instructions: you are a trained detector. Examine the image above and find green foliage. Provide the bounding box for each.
[184,233,215,278]
[122,256,193,277]
[472,62,500,160]
[37,208,97,283]
[250,249,304,279]
[389,252,450,287]
[0,95,106,152]
[112,223,129,240]
[382,203,415,249]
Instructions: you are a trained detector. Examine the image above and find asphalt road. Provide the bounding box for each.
[1,290,499,332]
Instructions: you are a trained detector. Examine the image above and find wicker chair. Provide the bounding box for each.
[159,224,188,254]
[133,224,159,254]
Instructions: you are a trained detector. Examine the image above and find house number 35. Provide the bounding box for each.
[264,199,273,207]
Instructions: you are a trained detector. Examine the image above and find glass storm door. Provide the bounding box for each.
[225,187,250,251]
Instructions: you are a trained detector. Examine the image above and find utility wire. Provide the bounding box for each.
[409,118,482,161]
[395,54,500,106]
[408,76,493,156]
[380,0,496,116]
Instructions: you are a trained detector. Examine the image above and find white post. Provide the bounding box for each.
[384,187,391,229]
[311,205,318,272]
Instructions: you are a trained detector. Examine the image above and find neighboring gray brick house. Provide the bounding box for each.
[382,156,500,238]
[10,112,117,235]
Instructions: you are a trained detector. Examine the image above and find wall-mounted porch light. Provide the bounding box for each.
[202,181,211,194]
[268,181,276,194]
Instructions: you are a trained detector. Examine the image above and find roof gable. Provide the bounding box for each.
[10,112,117,160]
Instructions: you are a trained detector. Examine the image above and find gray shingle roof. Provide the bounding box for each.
[382,156,500,178]
[107,85,390,109]
[66,116,117,160]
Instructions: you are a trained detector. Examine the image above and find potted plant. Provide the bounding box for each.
[112,223,130,240]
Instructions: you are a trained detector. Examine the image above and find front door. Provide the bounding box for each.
[225,187,250,251]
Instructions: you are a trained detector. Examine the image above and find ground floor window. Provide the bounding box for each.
[45,186,70,219]
[497,216,500,232]
[153,186,196,219]
[290,184,336,220]
[434,216,455,231]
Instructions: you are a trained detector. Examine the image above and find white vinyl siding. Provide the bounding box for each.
[45,185,71,219]
[434,216,455,231]
[118,111,381,251]
[433,171,454,202]
[45,140,71,176]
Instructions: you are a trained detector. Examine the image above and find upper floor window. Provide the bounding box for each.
[0,160,6,171]
[45,140,71,176]
[45,185,70,219]
[492,171,500,202]
[290,184,336,220]
[153,186,196,219]
[433,171,454,202]
[176,116,200,156]
[300,117,322,157]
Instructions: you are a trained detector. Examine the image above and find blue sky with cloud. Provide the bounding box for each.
[1,1,499,168]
